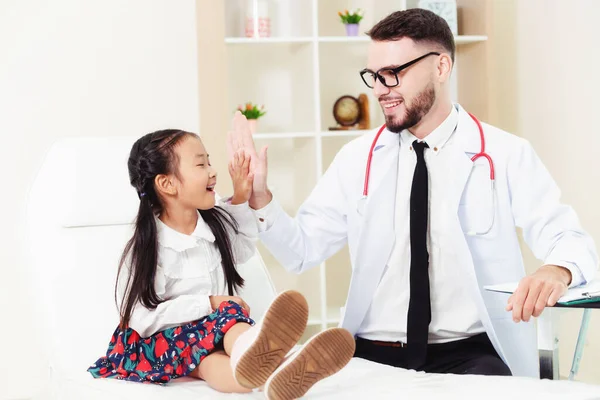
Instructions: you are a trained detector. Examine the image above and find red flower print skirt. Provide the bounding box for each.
[87,300,253,384]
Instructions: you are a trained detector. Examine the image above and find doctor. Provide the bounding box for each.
[227,9,597,377]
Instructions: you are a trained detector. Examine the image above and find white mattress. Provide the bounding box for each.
[46,358,600,400]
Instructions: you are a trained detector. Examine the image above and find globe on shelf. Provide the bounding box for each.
[330,94,370,131]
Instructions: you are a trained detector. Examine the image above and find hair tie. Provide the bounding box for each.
[140,192,147,198]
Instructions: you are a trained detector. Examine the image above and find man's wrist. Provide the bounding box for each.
[542,264,572,286]
[249,189,273,210]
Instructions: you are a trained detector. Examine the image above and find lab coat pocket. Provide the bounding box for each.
[458,162,495,237]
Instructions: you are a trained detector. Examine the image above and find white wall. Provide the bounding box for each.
[513,0,600,383]
[0,1,199,398]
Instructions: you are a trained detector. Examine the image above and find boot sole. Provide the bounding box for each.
[234,290,309,389]
[264,327,356,400]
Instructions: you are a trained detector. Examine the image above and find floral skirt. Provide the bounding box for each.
[88,301,254,384]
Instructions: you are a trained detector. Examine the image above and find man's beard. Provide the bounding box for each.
[384,83,436,134]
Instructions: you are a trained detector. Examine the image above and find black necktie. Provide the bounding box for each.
[406,140,431,369]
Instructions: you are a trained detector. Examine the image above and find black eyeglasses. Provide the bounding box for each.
[359,52,441,89]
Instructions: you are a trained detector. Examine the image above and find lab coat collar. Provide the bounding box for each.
[358,125,400,201]
[454,103,486,154]
[156,210,215,252]
[373,124,401,149]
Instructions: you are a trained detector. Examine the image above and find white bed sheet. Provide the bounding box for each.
[46,358,600,400]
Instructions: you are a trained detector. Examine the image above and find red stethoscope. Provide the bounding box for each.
[359,112,496,235]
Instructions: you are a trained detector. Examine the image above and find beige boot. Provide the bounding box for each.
[230,290,309,389]
[263,327,356,400]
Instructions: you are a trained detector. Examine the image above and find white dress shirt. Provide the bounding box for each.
[118,200,258,338]
[357,106,485,344]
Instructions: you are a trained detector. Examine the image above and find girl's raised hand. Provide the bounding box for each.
[229,149,254,205]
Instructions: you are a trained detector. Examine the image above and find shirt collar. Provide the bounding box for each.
[156,210,215,252]
[400,105,458,155]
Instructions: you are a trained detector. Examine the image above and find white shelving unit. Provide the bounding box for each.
[226,35,488,45]
[223,0,487,334]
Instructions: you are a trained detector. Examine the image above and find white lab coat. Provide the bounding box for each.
[259,103,598,378]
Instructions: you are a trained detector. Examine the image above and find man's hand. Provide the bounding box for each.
[227,111,271,209]
[209,295,251,314]
[506,265,572,322]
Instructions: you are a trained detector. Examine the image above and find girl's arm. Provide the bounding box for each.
[219,200,258,265]
[221,149,258,265]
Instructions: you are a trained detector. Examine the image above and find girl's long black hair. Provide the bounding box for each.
[116,129,244,329]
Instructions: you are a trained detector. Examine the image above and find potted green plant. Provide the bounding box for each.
[338,9,364,36]
[236,102,266,133]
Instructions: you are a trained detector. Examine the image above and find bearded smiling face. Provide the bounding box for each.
[362,38,452,136]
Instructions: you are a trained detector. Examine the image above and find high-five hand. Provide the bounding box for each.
[229,149,253,205]
[227,111,272,209]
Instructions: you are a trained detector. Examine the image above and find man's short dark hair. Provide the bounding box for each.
[366,8,455,63]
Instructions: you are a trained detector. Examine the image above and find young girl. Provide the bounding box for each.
[88,129,355,399]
